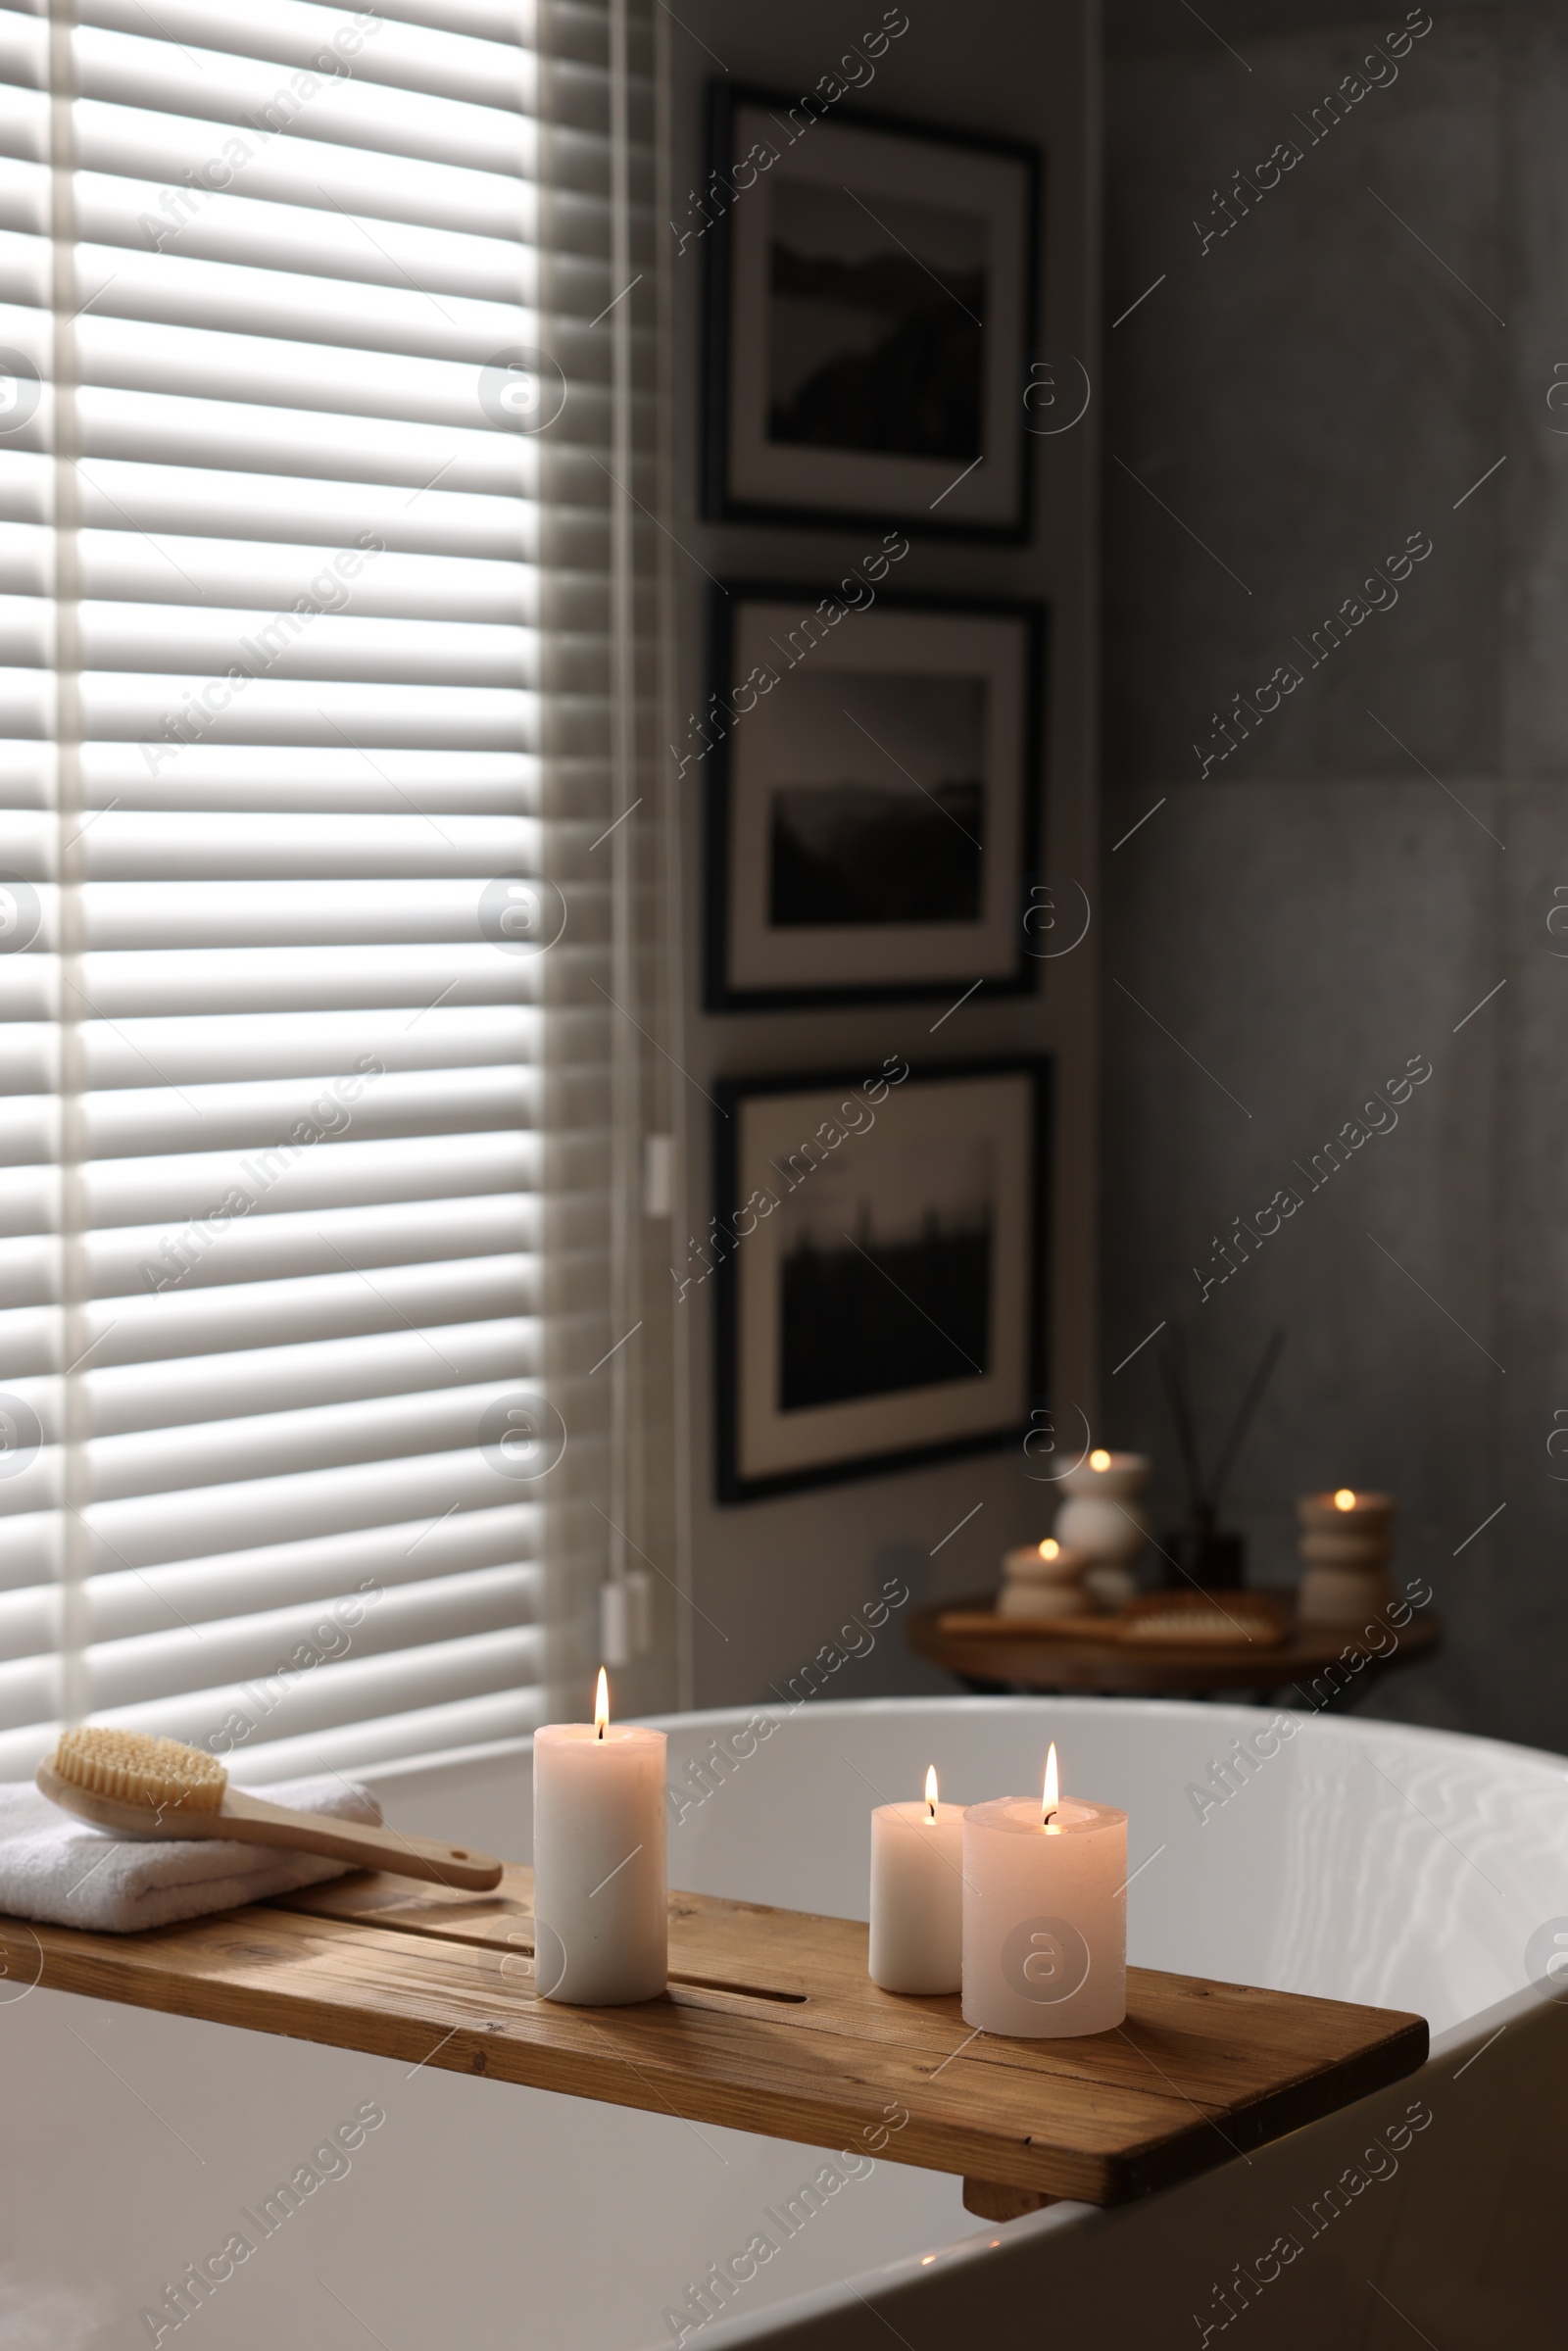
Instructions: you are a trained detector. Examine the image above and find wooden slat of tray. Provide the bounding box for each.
[5,1869,1426,2207]
[937,1608,1290,1648]
[940,1611,1123,1640]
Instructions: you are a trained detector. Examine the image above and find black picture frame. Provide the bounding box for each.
[712,1056,1052,1503]
[701,81,1041,541]
[702,582,1047,1012]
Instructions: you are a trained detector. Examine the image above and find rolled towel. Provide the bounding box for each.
[0,1772,382,1935]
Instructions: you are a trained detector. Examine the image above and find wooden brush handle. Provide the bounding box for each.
[35,1763,503,1891]
[220,1791,503,1889]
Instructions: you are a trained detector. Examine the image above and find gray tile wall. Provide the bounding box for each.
[1104,2,1568,1745]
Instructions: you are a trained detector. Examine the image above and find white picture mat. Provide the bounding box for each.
[726,107,1029,528]
[735,1070,1035,1484]
[727,600,1028,993]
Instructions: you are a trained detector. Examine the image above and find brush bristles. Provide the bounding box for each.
[52,1727,226,1811]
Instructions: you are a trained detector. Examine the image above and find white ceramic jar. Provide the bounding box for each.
[1054,1450,1152,1610]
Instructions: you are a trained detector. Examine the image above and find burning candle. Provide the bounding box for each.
[532,1669,666,2005]
[1296,1490,1396,1625]
[961,1743,1126,2038]
[1316,1487,1393,1526]
[868,1766,964,1994]
[1001,1537,1085,1581]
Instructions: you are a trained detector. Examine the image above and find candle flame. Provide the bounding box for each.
[594,1666,609,1739]
[1038,1538,1059,1561]
[1089,1448,1110,1472]
[924,1765,939,1818]
[1042,1741,1059,1824]
[1334,1488,1356,1512]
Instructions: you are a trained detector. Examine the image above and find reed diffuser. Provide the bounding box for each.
[1154,1327,1285,1591]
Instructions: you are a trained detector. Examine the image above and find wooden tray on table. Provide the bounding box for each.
[911,1593,1442,1699]
[0,1865,1427,2219]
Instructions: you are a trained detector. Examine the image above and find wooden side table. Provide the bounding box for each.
[908,1597,1441,1710]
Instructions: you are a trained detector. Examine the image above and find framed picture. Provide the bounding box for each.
[701,83,1040,539]
[704,586,1046,1010]
[713,1058,1051,1501]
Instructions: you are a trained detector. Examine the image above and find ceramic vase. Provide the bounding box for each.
[1054,1452,1151,1611]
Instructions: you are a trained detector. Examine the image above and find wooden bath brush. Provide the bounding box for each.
[36,1726,503,1890]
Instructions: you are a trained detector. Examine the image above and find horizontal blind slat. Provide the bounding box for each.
[80,1623,549,1753]
[85,1496,543,1634]
[88,1561,540,1710]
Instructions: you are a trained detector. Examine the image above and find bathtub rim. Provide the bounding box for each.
[350,1690,1568,1808]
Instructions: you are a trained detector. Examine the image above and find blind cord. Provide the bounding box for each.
[49,0,89,1730]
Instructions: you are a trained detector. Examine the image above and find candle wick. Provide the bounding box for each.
[597,1722,605,1741]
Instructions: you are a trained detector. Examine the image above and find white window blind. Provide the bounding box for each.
[0,0,660,1779]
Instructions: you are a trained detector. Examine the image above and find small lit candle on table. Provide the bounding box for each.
[1001,1536,1082,1581]
[869,1767,964,1994]
[962,1743,1126,2037]
[532,1669,666,2004]
[1296,1488,1396,1626]
[1304,1487,1395,1533]
[998,1536,1090,1620]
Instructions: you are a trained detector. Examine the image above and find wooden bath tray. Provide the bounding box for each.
[0,1867,1427,2212]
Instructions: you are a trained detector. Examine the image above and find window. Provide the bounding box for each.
[0,0,662,1778]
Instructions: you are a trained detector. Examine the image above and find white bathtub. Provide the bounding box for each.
[0,1695,1561,2350]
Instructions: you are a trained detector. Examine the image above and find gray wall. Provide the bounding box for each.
[1102,0,1567,1746]
[662,1,1102,1712]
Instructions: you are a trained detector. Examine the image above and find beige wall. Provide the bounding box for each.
[655,1,1102,1709]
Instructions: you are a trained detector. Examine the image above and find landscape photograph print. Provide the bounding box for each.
[766,177,985,465]
[776,1130,995,1412]
[706,587,1043,1008]
[767,665,985,931]
[713,1060,1049,1500]
[704,86,1037,536]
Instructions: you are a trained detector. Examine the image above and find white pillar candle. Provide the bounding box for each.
[962,1744,1126,2038]
[869,1767,964,1994]
[532,1670,666,2005]
[1296,1488,1397,1625]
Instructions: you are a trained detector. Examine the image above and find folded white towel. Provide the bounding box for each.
[0,1774,383,1935]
